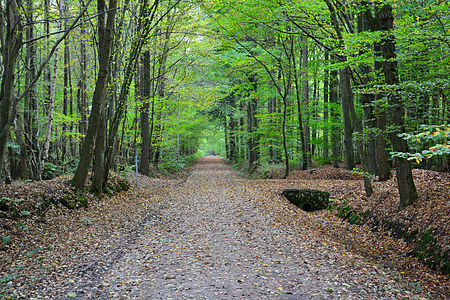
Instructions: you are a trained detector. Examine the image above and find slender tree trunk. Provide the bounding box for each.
[229,112,236,161]
[62,0,69,161]
[323,51,330,162]
[330,70,340,168]
[312,79,318,158]
[139,51,151,175]
[247,74,259,171]
[325,0,354,170]
[292,38,307,170]
[282,94,289,178]
[301,37,311,164]
[77,2,88,145]
[42,29,61,169]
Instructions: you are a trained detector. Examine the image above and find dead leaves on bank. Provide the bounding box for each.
[247,166,449,298]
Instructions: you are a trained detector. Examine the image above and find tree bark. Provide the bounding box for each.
[71,0,117,190]
[340,67,355,170]
[330,69,340,168]
[325,0,354,170]
[323,51,329,162]
[247,74,259,171]
[292,37,307,170]
[376,4,417,208]
[139,51,151,175]
[42,31,61,169]
[301,37,311,164]
[0,0,23,181]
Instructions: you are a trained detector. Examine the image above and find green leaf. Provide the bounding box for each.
[1,236,11,244]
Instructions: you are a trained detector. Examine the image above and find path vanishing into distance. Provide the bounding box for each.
[17,157,433,299]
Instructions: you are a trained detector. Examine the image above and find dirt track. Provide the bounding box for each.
[91,157,426,299]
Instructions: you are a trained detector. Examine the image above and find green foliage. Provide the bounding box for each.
[352,168,376,179]
[413,229,449,275]
[1,236,11,244]
[390,125,449,164]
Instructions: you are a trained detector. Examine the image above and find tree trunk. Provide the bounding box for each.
[229,112,236,161]
[330,70,340,168]
[42,34,61,169]
[62,0,69,161]
[312,79,318,158]
[92,106,106,194]
[247,74,259,171]
[340,67,355,170]
[292,38,307,170]
[77,2,88,146]
[301,37,311,164]
[71,0,117,190]
[139,51,151,175]
[24,0,41,180]
[376,4,417,208]
[323,51,329,162]
[0,0,23,181]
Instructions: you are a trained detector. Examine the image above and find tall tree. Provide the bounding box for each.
[375,4,418,208]
[72,0,118,190]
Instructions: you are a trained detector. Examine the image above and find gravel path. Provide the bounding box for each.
[80,157,423,299]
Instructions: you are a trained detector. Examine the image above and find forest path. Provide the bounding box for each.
[88,157,415,299]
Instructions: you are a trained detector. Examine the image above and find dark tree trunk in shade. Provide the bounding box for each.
[229,113,236,161]
[247,74,259,170]
[340,67,355,170]
[0,0,23,181]
[139,51,151,175]
[376,4,417,208]
[92,107,106,194]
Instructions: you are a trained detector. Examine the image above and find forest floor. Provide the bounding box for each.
[0,157,449,299]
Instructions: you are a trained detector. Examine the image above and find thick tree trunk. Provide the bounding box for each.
[92,106,106,194]
[376,4,417,208]
[71,0,117,190]
[0,0,23,181]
